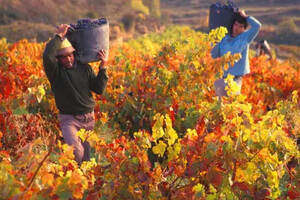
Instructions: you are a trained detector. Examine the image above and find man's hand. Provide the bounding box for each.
[56,24,70,39]
[239,10,248,18]
[98,49,107,69]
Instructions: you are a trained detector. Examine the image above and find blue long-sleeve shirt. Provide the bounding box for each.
[211,16,261,77]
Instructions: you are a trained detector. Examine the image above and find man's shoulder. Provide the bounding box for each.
[221,35,230,42]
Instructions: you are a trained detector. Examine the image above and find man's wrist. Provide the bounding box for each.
[99,66,107,70]
[99,60,107,69]
[99,63,107,70]
[55,33,64,40]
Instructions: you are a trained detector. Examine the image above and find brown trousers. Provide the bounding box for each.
[59,111,95,165]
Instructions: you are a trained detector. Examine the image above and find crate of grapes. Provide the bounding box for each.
[209,1,238,33]
[67,18,109,64]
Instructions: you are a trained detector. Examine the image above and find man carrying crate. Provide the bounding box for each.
[43,24,108,165]
[211,10,261,97]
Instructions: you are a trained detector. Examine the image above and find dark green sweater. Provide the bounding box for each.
[43,36,108,115]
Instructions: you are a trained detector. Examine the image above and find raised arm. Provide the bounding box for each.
[239,10,261,43]
[89,50,109,94]
[43,24,70,82]
[43,36,60,82]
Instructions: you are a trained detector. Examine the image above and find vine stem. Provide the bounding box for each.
[26,135,56,190]
[284,162,296,180]
[27,148,52,189]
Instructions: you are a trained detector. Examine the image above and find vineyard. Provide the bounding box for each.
[0,26,299,199]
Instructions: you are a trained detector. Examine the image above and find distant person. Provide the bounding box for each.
[43,24,108,165]
[211,10,261,98]
[255,40,272,59]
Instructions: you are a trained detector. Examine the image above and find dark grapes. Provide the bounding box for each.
[69,18,108,31]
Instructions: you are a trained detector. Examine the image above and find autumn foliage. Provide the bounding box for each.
[0,26,299,200]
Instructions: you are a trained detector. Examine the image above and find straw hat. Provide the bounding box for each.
[56,38,75,57]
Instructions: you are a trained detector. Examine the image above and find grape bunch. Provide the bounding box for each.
[213,1,238,12]
[69,18,108,30]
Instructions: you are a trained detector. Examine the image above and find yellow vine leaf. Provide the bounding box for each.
[86,131,100,147]
[165,115,178,145]
[186,129,197,137]
[80,158,97,173]
[292,90,298,104]
[152,140,167,157]
[167,142,181,161]
[100,112,109,123]
[193,183,205,196]
[41,173,54,186]
[69,170,84,185]
[60,144,75,161]
[77,129,87,142]
[236,162,260,184]
[152,114,165,141]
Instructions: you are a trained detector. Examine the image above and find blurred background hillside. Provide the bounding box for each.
[0,0,299,59]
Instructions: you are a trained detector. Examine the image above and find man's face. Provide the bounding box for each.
[57,52,74,68]
[232,21,246,37]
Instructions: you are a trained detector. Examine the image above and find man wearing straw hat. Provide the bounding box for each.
[43,24,108,165]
